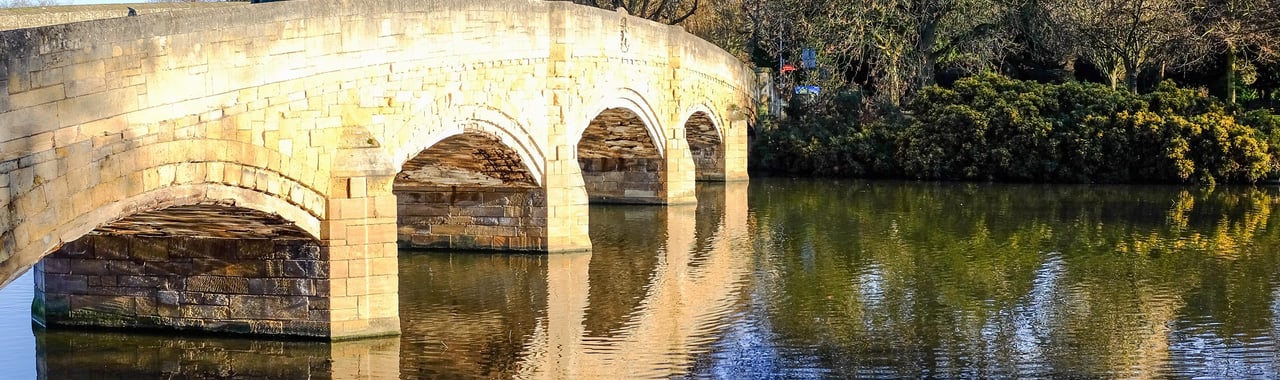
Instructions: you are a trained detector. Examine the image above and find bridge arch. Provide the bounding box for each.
[23,183,331,337]
[393,122,549,251]
[2,182,320,286]
[679,104,726,181]
[572,88,674,204]
[0,130,324,285]
[391,105,546,186]
[573,88,667,158]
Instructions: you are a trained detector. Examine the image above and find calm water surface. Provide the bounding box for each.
[3,178,1280,378]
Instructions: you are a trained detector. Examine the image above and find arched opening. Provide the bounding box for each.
[394,131,547,251]
[683,111,725,181]
[33,204,326,337]
[577,107,665,204]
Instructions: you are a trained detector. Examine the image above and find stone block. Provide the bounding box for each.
[399,204,449,217]
[283,260,327,278]
[236,239,280,260]
[248,278,314,296]
[157,290,180,306]
[369,257,396,276]
[330,295,358,310]
[134,295,157,315]
[118,275,165,289]
[89,235,131,259]
[182,291,230,306]
[343,277,368,296]
[186,276,250,294]
[308,296,330,311]
[180,305,230,320]
[144,261,193,276]
[41,257,72,274]
[46,274,88,293]
[70,260,112,275]
[129,238,170,262]
[217,260,278,278]
[106,259,145,275]
[284,244,322,261]
[470,206,506,218]
[429,224,466,235]
[41,294,71,313]
[69,295,135,316]
[408,234,449,248]
[86,275,118,287]
[229,295,309,320]
[167,237,224,258]
[10,84,66,108]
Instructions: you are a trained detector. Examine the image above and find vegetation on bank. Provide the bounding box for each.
[752,74,1280,184]
[565,0,1280,185]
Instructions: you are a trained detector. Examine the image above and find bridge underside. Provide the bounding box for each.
[684,112,726,181]
[395,132,548,252]
[578,108,668,204]
[35,205,336,337]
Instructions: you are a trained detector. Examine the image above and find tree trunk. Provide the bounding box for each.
[1124,61,1139,94]
[1226,44,1238,104]
[1062,56,1077,81]
[917,20,940,90]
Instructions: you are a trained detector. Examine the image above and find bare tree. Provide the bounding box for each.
[1049,0,1204,92]
[682,0,750,61]
[0,0,64,7]
[1189,0,1280,102]
[745,0,1011,105]
[569,0,700,25]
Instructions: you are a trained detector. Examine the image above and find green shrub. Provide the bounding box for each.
[751,74,1280,184]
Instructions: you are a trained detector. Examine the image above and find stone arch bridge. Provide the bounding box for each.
[0,0,755,339]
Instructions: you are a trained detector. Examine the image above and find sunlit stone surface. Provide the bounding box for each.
[0,0,754,338]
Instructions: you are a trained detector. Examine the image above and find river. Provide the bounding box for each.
[2,178,1279,378]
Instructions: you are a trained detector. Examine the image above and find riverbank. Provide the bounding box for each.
[751,74,1280,185]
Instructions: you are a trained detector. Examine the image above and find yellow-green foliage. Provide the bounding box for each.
[754,74,1278,184]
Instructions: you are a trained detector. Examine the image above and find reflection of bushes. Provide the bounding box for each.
[748,179,1280,373]
[754,74,1280,184]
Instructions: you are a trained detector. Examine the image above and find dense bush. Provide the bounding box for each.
[751,91,903,177]
[752,74,1280,184]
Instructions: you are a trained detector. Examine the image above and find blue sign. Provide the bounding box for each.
[794,85,821,95]
[801,48,817,69]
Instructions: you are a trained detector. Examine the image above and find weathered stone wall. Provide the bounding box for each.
[578,158,665,204]
[34,232,330,337]
[690,146,725,181]
[396,186,546,251]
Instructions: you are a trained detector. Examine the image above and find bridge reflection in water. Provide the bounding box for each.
[33,182,751,379]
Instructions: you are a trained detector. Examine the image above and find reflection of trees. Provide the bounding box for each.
[748,179,1280,376]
